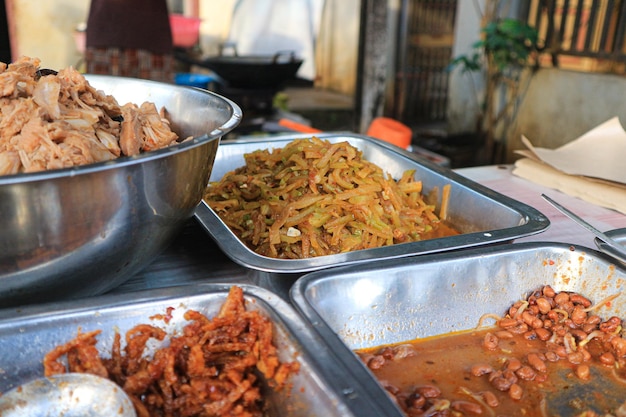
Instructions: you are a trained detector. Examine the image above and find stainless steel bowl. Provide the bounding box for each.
[0,75,242,306]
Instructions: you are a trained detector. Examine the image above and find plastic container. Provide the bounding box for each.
[366,117,412,149]
[170,14,201,48]
[174,73,216,89]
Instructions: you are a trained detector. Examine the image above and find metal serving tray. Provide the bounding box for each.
[290,242,626,416]
[0,283,400,417]
[195,133,549,273]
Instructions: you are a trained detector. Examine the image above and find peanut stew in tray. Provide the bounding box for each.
[290,242,626,417]
[357,286,626,417]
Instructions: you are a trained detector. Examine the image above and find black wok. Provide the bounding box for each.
[175,47,303,89]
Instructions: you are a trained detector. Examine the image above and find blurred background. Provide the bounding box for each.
[3,0,626,167]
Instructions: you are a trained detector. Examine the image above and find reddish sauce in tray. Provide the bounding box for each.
[356,286,626,417]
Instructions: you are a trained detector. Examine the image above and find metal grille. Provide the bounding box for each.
[394,0,457,126]
[522,0,626,68]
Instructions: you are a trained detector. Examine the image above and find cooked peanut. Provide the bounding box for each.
[495,330,514,339]
[554,292,570,305]
[570,294,591,307]
[582,323,598,334]
[509,323,529,335]
[509,383,523,400]
[580,348,591,362]
[521,311,535,326]
[567,351,584,365]
[535,327,552,341]
[367,355,385,370]
[599,352,616,366]
[490,375,513,391]
[553,325,568,337]
[406,392,426,409]
[505,358,522,372]
[611,337,626,357]
[451,400,483,414]
[498,318,519,328]
[471,363,494,376]
[527,353,547,373]
[576,364,591,380]
[600,317,622,334]
[380,346,395,359]
[571,307,588,325]
[481,390,499,407]
[515,365,536,381]
[483,332,499,350]
[523,330,537,341]
[542,285,556,298]
[570,329,588,341]
[503,369,518,385]
[417,385,441,398]
[553,345,568,358]
[531,318,544,329]
[536,297,552,315]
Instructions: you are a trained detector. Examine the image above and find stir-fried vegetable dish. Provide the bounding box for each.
[205,137,457,259]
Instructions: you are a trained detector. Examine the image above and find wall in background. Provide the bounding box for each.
[5,0,358,96]
[6,0,88,68]
[445,0,626,162]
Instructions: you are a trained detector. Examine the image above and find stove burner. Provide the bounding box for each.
[217,86,282,137]
[216,86,278,115]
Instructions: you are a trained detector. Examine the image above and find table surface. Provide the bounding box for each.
[457,165,626,248]
[107,164,626,297]
[6,164,626,314]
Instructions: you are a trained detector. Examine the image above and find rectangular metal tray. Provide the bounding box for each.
[195,133,549,273]
[0,283,400,417]
[290,242,626,415]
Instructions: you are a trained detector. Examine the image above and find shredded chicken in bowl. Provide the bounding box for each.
[0,56,182,175]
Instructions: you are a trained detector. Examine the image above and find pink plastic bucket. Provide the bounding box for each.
[170,14,201,48]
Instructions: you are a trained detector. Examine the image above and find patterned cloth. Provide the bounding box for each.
[86,0,172,55]
[85,47,174,83]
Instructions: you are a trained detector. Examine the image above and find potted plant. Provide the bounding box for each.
[451,1,539,164]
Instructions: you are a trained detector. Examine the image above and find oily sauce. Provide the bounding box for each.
[421,221,460,240]
[358,328,626,416]
[356,286,626,417]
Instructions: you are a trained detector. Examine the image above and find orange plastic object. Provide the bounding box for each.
[170,14,202,48]
[278,118,323,134]
[366,117,412,149]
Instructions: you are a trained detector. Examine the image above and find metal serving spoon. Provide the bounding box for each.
[0,373,136,417]
[541,193,626,259]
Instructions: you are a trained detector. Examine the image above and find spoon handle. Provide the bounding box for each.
[541,194,626,255]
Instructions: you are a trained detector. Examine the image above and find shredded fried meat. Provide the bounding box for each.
[0,56,181,175]
[43,286,300,417]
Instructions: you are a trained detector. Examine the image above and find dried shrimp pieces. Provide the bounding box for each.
[0,56,180,175]
[205,137,455,259]
[43,286,299,417]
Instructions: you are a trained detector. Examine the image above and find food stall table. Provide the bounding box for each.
[457,164,626,248]
[107,164,626,301]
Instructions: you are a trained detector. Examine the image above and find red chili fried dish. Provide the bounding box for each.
[356,286,626,417]
[204,137,459,259]
[43,286,300,417]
